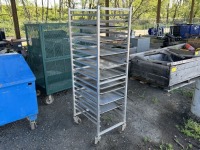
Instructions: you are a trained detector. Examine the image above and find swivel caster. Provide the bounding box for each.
[73,116,82,124]
[36,90,41,96]
[95,136,101,144]
[121,123,126,131]
[44,95,54,105]
[30,121,37,130]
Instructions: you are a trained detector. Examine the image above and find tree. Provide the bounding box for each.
[35,0,38,22]
[59,0,62,21]
[172,0,182,22]
[189,0,195,23]
[46,0,49,22]
[21,0,31,22]
[42,0,44,22]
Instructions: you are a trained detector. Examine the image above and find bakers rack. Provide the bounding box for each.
[68,6,132,143]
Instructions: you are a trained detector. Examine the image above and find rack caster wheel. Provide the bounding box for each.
[73,116,81,124]
[30,121,37,130]
[95,136,101,144]
[36,90,41,96]
[44,95,54,105]
[121,123,126,131]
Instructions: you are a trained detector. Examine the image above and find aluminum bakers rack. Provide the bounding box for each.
[68,6,132,144]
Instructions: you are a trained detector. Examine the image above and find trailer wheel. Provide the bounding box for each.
[44,95,54,105]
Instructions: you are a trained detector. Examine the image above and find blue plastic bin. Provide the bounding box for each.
[0,53,38,129]
[180,24,190,39]
[171,24,200,39]
[190,24,200,36]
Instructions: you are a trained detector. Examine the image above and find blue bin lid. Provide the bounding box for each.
[0,53,35,88]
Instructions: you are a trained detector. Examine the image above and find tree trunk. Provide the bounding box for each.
[189,0,195,24]
[194,6,199,18]
[83,0,87,9]
[61,0,63,18]
[5,0,12,16]
[68,0,71,8]
[10,0,21,39]
[173,0,181,22]
[132,0,145,17]
[21,0,31,22]
[54,0,57,19]
[0,0,2,13]
[42,0,44,22]
[156,0,161,24]
[46,0,49,22]
[166,3,169,24]
[59,0,62,22]
[129,0,134,7]
[35,0,38,22]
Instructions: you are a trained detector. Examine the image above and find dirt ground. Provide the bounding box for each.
[0,80,199,150]
[0,38,199,150]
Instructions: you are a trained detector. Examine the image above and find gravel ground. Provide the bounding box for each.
[0,79,198,150]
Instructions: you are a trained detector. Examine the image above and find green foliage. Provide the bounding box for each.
[160,142,174,150]
[178,119,200,141]
[173,88,194,99]
[143,136,151,143]
[152,97,159,104]
[187,144,193,149]
[138,91,146,100]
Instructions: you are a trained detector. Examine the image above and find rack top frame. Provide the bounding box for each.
[69,6,131,12]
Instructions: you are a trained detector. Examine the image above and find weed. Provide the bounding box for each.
[178,119,200,141]
[138,91,146,100]
[188,144,193,149]
[186,144,193,150]
[175,124,179,129]
[160,142,174,150]
[102,115,112,123]
[152,97,159,104]
[173,89,194,99]
[143,137,151,143]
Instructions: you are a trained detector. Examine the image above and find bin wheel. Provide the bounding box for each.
[44,95,54,105]
[36,90,41,96]
[30,121,37,130]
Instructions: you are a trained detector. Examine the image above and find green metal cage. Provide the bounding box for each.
[25,23,72,95]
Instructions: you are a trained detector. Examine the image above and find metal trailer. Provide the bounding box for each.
[25,23,72,104]
[129,44,200,91]
[0,53,38,130]
[68,6,132,143]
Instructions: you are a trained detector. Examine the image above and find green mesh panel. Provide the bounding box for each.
[25,23,72,95]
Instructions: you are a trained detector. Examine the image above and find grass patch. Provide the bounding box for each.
[138,91,146,100]
[186,144,193,149]
[159,142,174,150]
[143,137,151,143]
[177,119,200,141]
[152,97,159,104]
[172,89,194,99]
